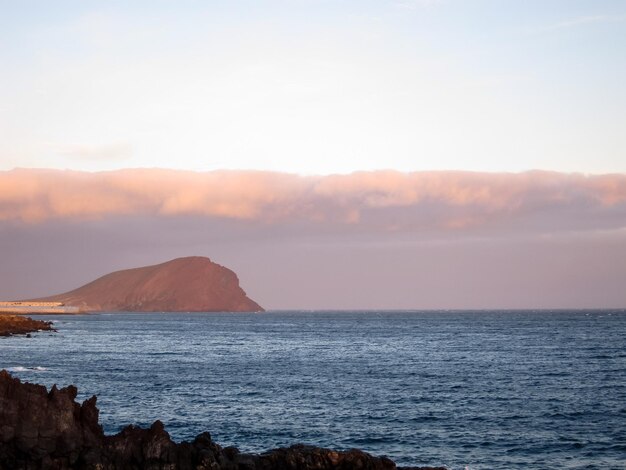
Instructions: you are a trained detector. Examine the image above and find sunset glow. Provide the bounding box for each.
[1,1,625,309]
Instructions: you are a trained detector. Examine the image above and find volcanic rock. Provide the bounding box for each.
[0,315,55,336]
[34,256,263,312]
[0,370,445,470]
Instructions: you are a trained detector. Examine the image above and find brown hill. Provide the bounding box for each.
[35,257,263,312]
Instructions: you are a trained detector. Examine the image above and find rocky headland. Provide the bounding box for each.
[0,371,445,470]
[0,315,55,337]
[32,256,263,313]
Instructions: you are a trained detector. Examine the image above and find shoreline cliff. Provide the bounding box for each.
[0,371,445,470]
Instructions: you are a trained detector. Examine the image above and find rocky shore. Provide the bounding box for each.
[0,315,55,337]
[0,371,445,470]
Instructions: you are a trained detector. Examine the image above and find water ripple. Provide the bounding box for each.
[2,310,626,470]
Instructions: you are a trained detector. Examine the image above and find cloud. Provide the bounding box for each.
[0,169,625,236]
[2,169,626,308]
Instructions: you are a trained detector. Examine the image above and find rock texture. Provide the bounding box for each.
[0,315,55,336]
[0,371,445,470]
[34,257,263,312]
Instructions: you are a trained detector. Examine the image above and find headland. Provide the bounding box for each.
[28,256,263,313]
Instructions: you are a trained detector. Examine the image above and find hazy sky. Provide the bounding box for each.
[1,169,625,308]
[1,1,625,309]
[1,0,625,174]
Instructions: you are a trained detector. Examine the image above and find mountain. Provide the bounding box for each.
[34,257,263,312]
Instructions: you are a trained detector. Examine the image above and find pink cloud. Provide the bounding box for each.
[1,169,625,234]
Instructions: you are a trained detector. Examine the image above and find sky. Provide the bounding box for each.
[1,1,625,309]
[1,0,625,174]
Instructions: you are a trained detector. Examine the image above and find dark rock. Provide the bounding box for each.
[0,315,55,336]
[0,370,446,470]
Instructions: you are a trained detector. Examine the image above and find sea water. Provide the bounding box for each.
[2,311,625,469]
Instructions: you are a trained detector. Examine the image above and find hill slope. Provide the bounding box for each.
[35,257,263,312]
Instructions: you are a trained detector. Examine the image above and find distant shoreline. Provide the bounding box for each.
[3,308,625,315]
[0,309,83,315]
[0,301,82,315]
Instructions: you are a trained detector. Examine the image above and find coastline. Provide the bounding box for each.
[0,370,445,470]
[0,302,83,315]
[0,315,55,336]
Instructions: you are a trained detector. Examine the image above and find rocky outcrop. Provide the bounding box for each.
[0,315,55,336]
[0,371,445,470]
[34,256,263,312]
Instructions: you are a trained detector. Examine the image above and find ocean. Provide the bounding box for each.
[2,310,625,469]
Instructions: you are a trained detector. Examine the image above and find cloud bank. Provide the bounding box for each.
[2,169,626,308]
[1,169,625,236]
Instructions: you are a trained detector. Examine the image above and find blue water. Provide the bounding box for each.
[2,311,626,469]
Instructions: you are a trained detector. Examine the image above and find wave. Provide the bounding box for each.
[5,366,49,372]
